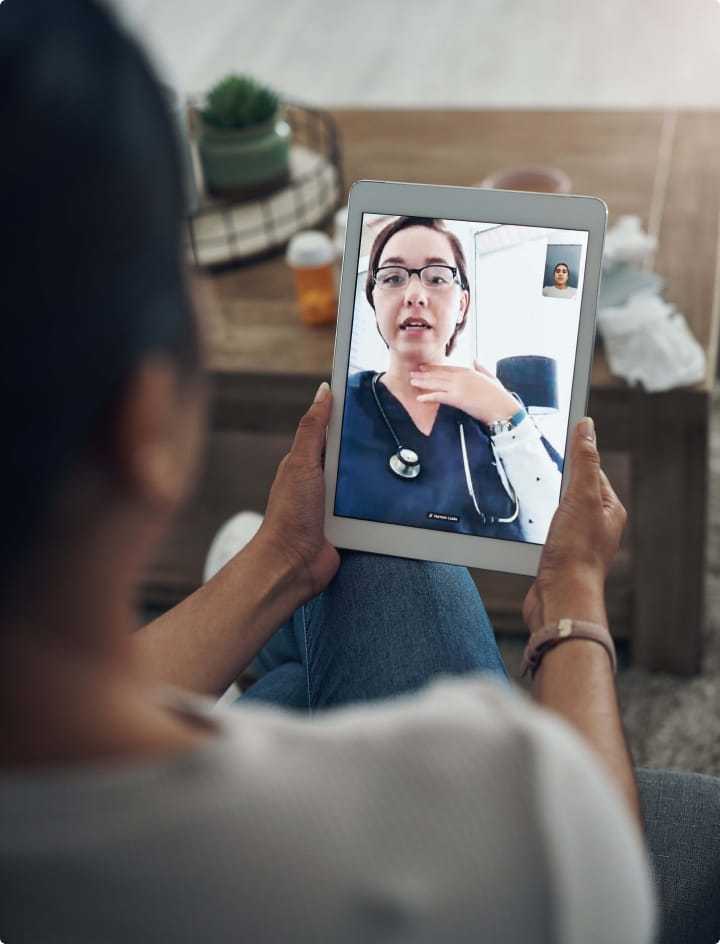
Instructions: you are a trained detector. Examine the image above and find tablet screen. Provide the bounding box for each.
[334,213,589,546]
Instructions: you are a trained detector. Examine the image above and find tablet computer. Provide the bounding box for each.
[323,180,606,576]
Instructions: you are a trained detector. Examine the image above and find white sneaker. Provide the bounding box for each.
[203,510,264,583]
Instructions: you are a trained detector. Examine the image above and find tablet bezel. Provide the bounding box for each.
[323,179,607,576]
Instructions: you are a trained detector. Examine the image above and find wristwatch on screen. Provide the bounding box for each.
[488,405,527,437]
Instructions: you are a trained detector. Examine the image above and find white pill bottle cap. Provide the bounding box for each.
[286,231,335,269]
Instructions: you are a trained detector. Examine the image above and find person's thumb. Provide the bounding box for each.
[566,417,602,498]
[290,381,332,465]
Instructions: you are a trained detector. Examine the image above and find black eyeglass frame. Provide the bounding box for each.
[372,264,466,289]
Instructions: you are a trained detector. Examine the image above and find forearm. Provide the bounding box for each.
[528,575,641,826]
[135,535,307,697]
[532,639,641,825]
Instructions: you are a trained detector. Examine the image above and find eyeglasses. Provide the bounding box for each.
[373,264,461,291]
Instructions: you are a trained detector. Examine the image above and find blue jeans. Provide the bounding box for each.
[243,549,508,712]
[242,551,720,943]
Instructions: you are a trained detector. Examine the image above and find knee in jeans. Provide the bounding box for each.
[330,551,475,629]
[339,549,454,590]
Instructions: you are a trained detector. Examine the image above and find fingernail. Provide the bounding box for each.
[579,417,595,442]
[314,381,330,403]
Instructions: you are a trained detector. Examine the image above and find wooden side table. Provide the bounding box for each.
[150,109,720,676]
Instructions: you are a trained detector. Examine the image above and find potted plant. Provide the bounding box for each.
[196,74,292,201]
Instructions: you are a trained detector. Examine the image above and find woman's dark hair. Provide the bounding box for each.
[365,217,470,356]
[554,262,570,274]
[1,0,199,585]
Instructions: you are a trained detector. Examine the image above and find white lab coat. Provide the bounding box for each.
[491,415,563,543]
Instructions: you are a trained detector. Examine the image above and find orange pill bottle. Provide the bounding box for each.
[286,231,338,326]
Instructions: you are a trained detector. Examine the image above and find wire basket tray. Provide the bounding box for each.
[183,100,344,270]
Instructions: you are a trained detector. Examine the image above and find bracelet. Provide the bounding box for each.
[520,619,617,680]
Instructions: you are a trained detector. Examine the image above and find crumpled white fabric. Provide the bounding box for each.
[602,215,657,270]
[597,216,706,392]
[598,293,706,392]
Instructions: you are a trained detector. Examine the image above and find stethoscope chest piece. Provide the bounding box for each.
[370,369,519,524]
[371,372,423,481]
[389,447,421,479]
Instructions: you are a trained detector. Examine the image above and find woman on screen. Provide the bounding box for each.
[543,261,577,299]
[335,216,563,543]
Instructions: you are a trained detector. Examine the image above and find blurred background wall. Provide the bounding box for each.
[113,0,720,109]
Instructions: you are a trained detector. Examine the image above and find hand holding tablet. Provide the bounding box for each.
[322,180,607,577]
[258,382,341,601]
[522,417,625,636]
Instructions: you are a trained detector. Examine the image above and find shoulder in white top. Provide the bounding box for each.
[543,285,577,298]
[0,677,656,943]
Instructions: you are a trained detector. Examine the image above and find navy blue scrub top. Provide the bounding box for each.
[335,370,563,542]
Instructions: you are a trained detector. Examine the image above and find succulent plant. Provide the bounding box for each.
[201,74,280,130]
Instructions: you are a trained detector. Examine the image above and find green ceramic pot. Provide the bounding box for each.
[198,111,292,201]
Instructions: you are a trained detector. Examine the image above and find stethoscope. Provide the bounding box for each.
[370,371,520,526]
